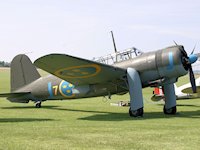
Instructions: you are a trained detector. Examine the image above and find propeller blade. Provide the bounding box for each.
[188,66,197,93]
[191,44,196,55]
[173,40,178,46]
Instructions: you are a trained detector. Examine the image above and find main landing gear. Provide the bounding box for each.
[127,67,177,117]
[35,101,42,108]
[127,68,144,117]
[163,84,177,115]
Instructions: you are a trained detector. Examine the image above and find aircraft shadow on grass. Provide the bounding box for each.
[1,105,109,114]
[77,110,200,121]
[1,105,57,109]
[156,103,200,108]
[0,118,54,123]
[2,105,200,121]
[177,103,200,107]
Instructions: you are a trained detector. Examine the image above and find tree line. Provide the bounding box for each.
[0,61,10,67]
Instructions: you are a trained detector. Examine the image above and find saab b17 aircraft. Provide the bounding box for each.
[0,44,198,117]
[152,77,200,101]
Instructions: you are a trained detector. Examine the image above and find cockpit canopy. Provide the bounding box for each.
[93,47,143,65]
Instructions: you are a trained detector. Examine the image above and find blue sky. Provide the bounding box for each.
[0,0,200,62]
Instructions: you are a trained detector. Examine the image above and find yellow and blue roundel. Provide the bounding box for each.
[54,64,101,79]
[59,81,75,98]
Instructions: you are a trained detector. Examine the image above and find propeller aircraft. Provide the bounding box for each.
[0,38,198,117]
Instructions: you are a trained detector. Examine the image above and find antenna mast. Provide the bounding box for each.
[110,31,117,53]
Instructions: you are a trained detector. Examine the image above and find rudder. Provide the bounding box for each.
[11,54,41,92]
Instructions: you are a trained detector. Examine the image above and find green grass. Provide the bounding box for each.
[1,68,200,150]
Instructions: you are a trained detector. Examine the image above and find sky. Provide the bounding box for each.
[0,0,200,62]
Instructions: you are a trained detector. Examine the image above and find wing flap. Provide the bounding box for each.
[34,54,126,85]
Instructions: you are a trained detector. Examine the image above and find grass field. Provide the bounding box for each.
[1,68,200,150]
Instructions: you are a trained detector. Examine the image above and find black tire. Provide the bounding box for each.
[163,105,176,114]
[35,102,41,108]
[129,107,143,117]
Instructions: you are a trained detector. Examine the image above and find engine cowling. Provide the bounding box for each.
[115,45,189,87]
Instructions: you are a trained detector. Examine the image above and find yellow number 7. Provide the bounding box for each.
[52,85,58,96]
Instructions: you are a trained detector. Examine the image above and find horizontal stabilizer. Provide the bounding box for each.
[0,92,31,98]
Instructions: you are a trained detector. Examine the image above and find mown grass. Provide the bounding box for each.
[0,68,200,150]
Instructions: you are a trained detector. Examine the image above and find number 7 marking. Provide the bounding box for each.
[48,82,59,98]
[53,85,58,96]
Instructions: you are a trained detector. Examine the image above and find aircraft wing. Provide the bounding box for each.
[179,78,200,94]
[34,54,127,85]
[182,86,200,94]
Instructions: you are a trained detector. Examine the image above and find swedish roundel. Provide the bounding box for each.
[59,81,75,97]
[55,64,101,79]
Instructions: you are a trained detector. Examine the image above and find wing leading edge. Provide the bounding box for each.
[34,54,126,85]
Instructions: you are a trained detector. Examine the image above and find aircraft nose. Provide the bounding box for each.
[188,54,198,64]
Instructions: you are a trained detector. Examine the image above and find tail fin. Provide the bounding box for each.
[11,54,41,92]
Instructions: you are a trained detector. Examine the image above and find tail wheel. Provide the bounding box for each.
[35,102,41,108]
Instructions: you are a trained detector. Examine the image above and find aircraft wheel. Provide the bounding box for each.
[129,107,143,117]
[163,105,176,114]
[35,102,41,108]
